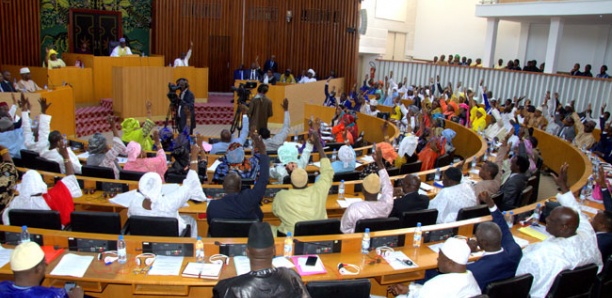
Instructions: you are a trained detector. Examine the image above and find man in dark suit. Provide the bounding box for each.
[594,167,612,263]
[246,62,263,81]
[177,78,195,134]
[499,153,529,211]
[0,71,16,92]
[467,191,522,291]
[389,174,429,218]
[233,64,247,81]
[263,55,278,74]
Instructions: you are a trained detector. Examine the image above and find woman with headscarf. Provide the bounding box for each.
[2,142,82,226]
[394,135,419,168]
[124,130,168,182]
[332,144,356,174]
[331,114,356,144]
[121,101,155,151]
[458,103,470,127]
[213,142,262,182]
[418,138,441,171]
[127,144,205,238]
[0,145,18,213]
[269,137,314,183]
[471,107,487,133]
[441,128,457,153]
[87,117,128,179]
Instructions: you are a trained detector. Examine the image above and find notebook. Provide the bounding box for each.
[181,262,223,279]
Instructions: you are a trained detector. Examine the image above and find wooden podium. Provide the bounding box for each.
[0,87,76,136]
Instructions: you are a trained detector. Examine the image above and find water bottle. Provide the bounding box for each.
[483,149,488,162]
[372,142,376,154]
[338,180,345,199]
[20,226,30,244]
[412,222,422,248]
[585,178,594,197]
[331,149,337,161]
[434,168,441,181]
[361,228,370,254]
[195,236,205,263]
[44,84,48,90]
[471,156,477,169]
[117,235,127,264]
[62,133,68,147]
[580,186,588,205]
[283,232,293,258]
[293,130,298,142]
[531,203,541,225]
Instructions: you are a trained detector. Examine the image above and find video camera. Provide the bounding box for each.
[230,82,257,105]
[167,83,180,105]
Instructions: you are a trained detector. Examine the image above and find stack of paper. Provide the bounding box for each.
[207,160,222,172]
[50,254,94,278]
[148,256,184,276]
[0,246,13,269]
[233,256,295,275]
[360,156,374,163]
[182,262,223,279]
[382,251,418,270]
[337,198,363,208]
[518,226,549,241]
[419,183,434,192]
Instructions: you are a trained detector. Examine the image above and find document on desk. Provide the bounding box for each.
[580,205,599,214]
[310,162,321,168]
[50,254,93,278]
[0,246,13,269]
[419,182,434,192]
[234,256,251,275]
[337,198,363,208]
[208,160,222,172]
[360,155,374,163]
[382,251,418,270]
[148,256,184,276]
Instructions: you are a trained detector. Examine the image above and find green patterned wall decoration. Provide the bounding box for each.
[40,0,151,62]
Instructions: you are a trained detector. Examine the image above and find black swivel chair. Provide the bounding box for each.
[70,211,122,234]
[592,256,612,298]
[294,219,341,236]
[400,161,422,174]
[400,209,438,228]
[518,185,534,207]
[208,218,257,237]
[546,263,598,298]
[455,204,491,235]
[354,217,401,233]
[434,153,453,168]
[306,279,371,298]
[82,165,116,190]
[119,169,145,181]
[333,171,361,182]
[386,167,400,177]
[485,273,533,298]
[123,216,190,237]
[8,209,62,230]
[34,157,61,173]
[20,149,39,169]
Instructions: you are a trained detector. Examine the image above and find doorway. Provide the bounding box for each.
[209,36,231,92]
[69,9,122,56]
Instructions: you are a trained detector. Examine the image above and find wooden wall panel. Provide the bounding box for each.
[152,0,359,93]
[0,0,41,67]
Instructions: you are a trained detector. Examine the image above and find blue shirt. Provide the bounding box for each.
[0,281,68,298]
[0,128,25,158]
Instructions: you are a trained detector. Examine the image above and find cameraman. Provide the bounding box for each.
[248,84,273,131]
[176,78,195,134]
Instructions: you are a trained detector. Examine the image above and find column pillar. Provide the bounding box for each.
[516,22,531,65]
[544,17,564,74]
[483,17,499,68]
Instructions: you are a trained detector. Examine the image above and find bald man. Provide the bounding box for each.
[516,164,602,297]
[210,109,249,154]
[466,192,522,291]
[389,174,429,218]
[206,132,270,225]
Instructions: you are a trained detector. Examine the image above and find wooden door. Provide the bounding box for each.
[209,36,231,92]
[69,9,122,56]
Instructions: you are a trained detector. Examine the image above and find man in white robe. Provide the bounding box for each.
[429,167,478,223]
[127,147,206,238]
[21,98,51,154]
[515,163,602,298]
[388,237,481,298]
[173,41,193,67]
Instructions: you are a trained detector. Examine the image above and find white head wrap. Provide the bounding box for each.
[338,145,355,168]
[369,99,378,107]
[440,237,471,265]
[307,69,315,76]
[398,135,418,158]
[277,143,299,165]
[138,172,163,203]
[17,170,48,198]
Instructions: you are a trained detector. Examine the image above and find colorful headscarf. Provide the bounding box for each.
[0,162,17,208]
[87,133,107,154]
[278,143,299,165]
[226,143,245,164]
[377,142,398,164]
[127,141,142,162]
[338,145,356,168]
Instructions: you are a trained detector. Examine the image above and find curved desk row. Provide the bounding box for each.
[0,125,598,297]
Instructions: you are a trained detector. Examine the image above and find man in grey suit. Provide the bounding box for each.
[556,115,576,142]
[499,153,529,211]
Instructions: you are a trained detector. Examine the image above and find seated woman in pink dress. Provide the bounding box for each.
[123,130,168,182]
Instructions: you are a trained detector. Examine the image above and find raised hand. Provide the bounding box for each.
[281,98,289,111]
[250,131,266,154]
[551,163,570,193]
[38,97,50,114]
[478,191,495,208]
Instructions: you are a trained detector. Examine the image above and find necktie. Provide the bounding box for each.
[251,70,256,80]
